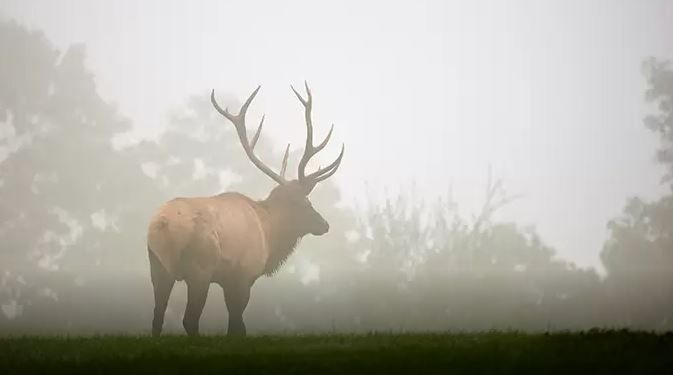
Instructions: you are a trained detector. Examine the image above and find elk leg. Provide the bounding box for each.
[183,280,209,337]
[149,249,175,337]
[223,282,250,336]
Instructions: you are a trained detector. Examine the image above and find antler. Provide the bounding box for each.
[291,81,345,192]
[211,86,289,185]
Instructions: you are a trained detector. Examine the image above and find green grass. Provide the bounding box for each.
[1,331,672,374]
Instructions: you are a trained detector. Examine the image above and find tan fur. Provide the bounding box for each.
[146,182,330,337]
[147,193,269,284]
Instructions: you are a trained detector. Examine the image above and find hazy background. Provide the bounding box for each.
[1,0,672,334]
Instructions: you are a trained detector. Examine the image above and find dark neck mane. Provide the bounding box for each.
[259,200,303,276]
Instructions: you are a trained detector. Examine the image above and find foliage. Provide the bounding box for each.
[642,58,673,184]
[306,180,605,332]
[0,19,160,313]
[599,58,673,329]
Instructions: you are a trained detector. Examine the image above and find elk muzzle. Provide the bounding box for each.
[312,215,330,236]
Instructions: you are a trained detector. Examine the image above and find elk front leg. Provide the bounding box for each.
[223,281,250,336]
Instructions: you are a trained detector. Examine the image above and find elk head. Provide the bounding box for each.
[210,82,344,238]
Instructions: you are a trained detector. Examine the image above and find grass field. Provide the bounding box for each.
[1,330,672,374]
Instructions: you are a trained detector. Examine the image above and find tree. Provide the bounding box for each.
[600,58,673,330]
[642,58,673,185]
[321,177,604,332]
[0,18,161,314]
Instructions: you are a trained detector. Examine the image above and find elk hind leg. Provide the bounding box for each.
[149,248,175,337]
[183,279,209,336]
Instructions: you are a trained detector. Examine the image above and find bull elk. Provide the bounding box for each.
[146,83,344,337]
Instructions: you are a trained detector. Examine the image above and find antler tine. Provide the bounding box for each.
[290,82,345,192]
[239,85,261,117]
[291,82,310,106]
[211,87,287,185]
[250,115,265,150]
[305,143,345,183]
[280,143,290,178]
[294,81,326,180]
[314,124,334,152]
[210,89,235,122]
[292,83,313,180]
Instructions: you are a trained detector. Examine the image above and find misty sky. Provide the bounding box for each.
[2,0,672,271]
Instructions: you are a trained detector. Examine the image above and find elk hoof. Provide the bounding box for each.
[183,320,200,337]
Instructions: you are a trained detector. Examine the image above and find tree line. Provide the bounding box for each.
[0,20,671,333]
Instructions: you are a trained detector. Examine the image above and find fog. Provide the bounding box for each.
[1,0,672,334]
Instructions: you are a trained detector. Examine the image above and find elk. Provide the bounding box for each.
[146,83,344,337]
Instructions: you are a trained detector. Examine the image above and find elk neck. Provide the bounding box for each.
[257,198,303,275]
